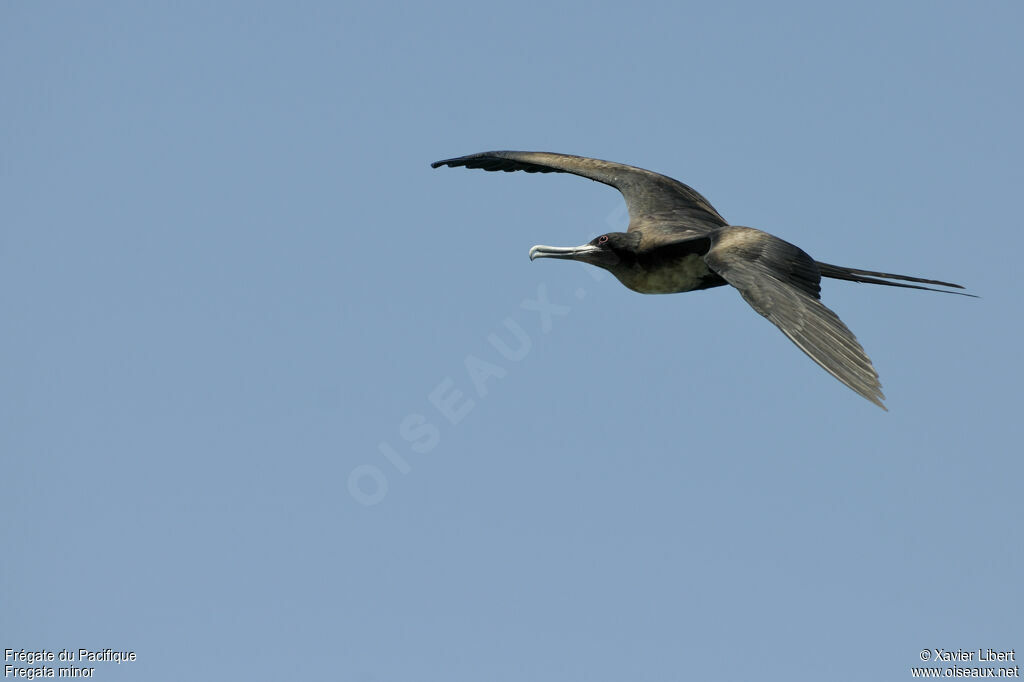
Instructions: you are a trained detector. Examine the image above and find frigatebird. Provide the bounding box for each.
[431,151,971,409]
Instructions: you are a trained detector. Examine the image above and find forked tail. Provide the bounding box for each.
[815,262,976,297]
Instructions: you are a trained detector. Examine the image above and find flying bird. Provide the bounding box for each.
[431,151,971,409]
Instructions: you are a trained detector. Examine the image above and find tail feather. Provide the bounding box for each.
[816,262,976,297]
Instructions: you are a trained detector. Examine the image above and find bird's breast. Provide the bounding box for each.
[614,254,723,294]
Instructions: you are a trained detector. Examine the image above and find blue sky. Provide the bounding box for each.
[2,2,1021,680]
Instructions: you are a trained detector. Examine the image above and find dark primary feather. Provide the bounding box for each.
[432,151,727,237]
[704,227,886,409]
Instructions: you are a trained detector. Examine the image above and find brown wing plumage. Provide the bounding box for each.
[704,226,886,409]
[431,151,727,236]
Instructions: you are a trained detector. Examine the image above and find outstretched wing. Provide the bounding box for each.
[704,226,886,409]
[431,151,727,236]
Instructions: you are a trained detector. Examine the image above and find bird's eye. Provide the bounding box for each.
[597,235,609,244]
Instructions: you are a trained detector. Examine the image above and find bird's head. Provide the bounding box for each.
[528,232,640,269]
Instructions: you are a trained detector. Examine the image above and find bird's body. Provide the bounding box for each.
[615,251,720,294]
[432,151,971,409]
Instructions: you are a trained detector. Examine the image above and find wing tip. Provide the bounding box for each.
[432,151,511,169]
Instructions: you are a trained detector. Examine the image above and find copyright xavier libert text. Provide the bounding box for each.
[5,649,135,679]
